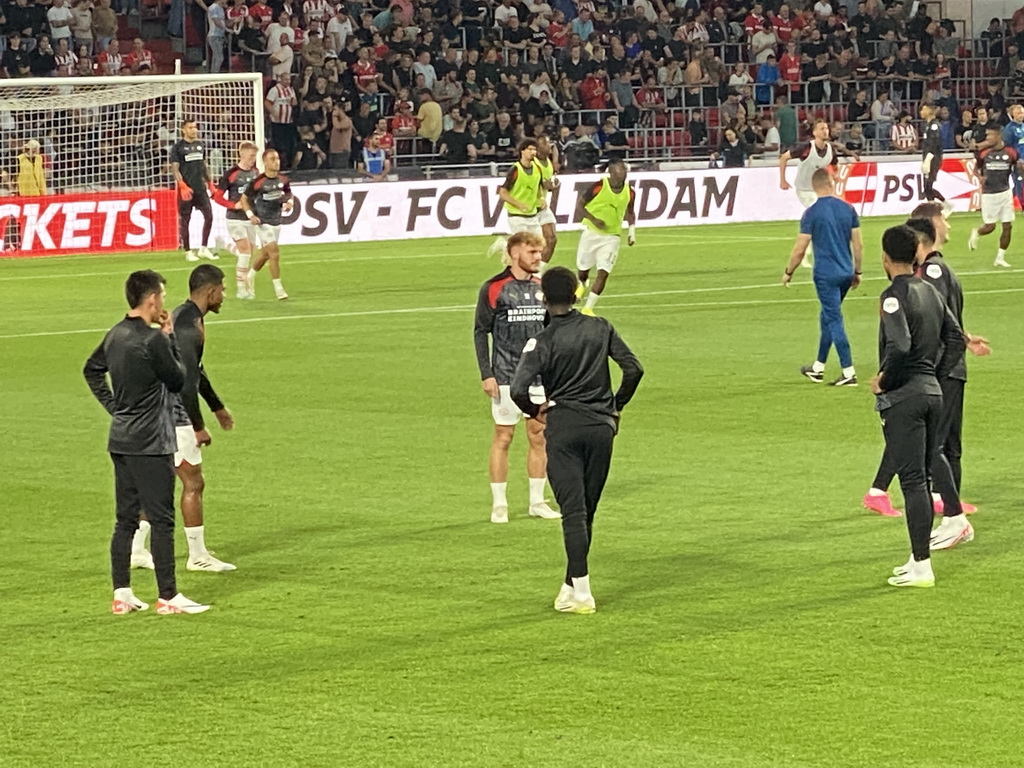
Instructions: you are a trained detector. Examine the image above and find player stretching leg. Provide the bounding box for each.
[535,135,559,274]
[575,159,636,316]
[489,139,544,259]
[779,119,858,268]
[213,141,260,299]
[474,231,559,523]
[241,149,295,300]
[171,118,217,263]
[968,126,1019,267]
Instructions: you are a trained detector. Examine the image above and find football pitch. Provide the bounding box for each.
[3,216,1024,768]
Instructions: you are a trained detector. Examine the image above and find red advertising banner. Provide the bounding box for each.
[0,190,178,258]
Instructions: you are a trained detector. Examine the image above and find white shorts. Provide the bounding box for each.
[226,218,256,243]
[981,190,1015,224]
[537,207,556,227]
[255,223,281,245]
[576,228,621,273]
[173,425,202,467]
[796,189,818,209]
[507,214,543,235]
[491,384,546,426]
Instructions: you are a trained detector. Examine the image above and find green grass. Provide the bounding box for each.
[2,216,1024,768]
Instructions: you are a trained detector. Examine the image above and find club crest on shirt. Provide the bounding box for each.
[926,264,942,279]
[883,297,900,314]
[523,338,537,353]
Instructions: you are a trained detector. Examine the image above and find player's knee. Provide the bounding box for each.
[180,465,205,494]
[493,427,515,449]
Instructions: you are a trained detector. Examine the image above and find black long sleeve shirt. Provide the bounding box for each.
[83,316,186,455]
[473,268,546,385]
[170,299,224,431]
[875,274,965,412]
[922,118,943,158]
[510,311,644,431]
[917,251,967,382]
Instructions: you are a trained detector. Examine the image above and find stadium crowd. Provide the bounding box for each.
[6,0,1024,171]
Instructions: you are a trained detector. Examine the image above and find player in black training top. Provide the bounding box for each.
[240,148,294,300]
[919,105,946,205]
[511,266,643,614]
[968,125,1022,267]
[170,118,215,263]
[473,230,559,524]
[871,225,965,589]
[212,141,260,299]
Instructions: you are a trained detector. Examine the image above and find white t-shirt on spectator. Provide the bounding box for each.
[728,72,753,87]
[526,0,551,18]
[813,1,833,17]
[70,6,93,39]
[529,81,553,100]
[633,0,656,23]
[48,5,74,39]
[266,23,295,53]
[270,43,295,77]
[763,125,781,157]
[751,30,777,63]
[413,61,437,89]
[326,16,353,52]
[493,4,517,27]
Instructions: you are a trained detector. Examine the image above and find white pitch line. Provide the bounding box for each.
[2,274,1021,342]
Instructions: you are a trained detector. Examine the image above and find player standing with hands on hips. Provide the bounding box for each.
[872,226,966,589]
[783,168,863,387]
[171,119,217,263]
[968,125,1020,268]
[83,270,210,615]
[575,158,636,316]
[241,148,295,300]
[474,231,560,524]
[511,267,644,614]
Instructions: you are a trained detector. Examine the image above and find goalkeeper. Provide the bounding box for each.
[170,119,216,263]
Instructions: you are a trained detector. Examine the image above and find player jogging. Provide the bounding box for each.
[778,119,857,268]
[864,205,988,540]
[212,141,260,300]
[968,125,1020,267]
[575,158,636,316]
[241,148,295,300]
[499,139,543,234]
[535,135,560,273]
[170,119,216,263]
[1002,104,1024,209]
[473,231,560,524]
[919,105,947,207]
[782,168,863,386]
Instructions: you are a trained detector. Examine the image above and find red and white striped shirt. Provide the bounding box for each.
[55,50,78,76]
[249,2,274,27]
[226,4,247,29]
[266,84,296,124]
[126,48,154,72]
[95,51,122,75]
[302,0,332,24]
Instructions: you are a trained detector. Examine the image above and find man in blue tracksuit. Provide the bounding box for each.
[1002,105,1024,208]
[782,168,864,386]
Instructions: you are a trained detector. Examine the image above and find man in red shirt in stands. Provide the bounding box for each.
[743,2,766,38]
[353,46,378,93]
[125,37,155,74]
[95,39,123,75]
[547,10,569,48]
[771,4,795,43]
[580,66,611,111]
[225,0,247,34]
[391,100,417,136]
[779,40,802,99]
[249,0,273,28]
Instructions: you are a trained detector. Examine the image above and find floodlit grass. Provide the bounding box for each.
[2,215,1023,768]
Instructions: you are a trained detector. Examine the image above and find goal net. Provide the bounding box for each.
[0,71,264,256]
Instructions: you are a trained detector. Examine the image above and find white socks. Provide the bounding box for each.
[528,477,546,506]
[572,575,593,600]
[490,482,508,509]
[997,248,1006,260]
[132,520,150,554]
[811,360,826,373]
[236,252,251,287]
[584,291,600,310]
[868,487,888,497]
[185,525,207,560]
[272,278,285,292]
[842,366,856,378]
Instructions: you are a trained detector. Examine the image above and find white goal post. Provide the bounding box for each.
[0,71,264,195]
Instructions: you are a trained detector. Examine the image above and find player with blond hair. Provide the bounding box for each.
[473,231,559,524]
[212,141,260,299]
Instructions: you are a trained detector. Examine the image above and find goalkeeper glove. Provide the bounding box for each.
[176,180,193,201]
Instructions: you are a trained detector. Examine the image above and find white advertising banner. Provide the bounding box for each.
[183,157,982,249]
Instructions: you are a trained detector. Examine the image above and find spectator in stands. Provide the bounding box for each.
[751,19,776,65]
[359,133,390,180]
[778,40,801,103]
[636,76,666,126]
[761,113,780,157]
[266,12,294,54]
[848,88,870,129]
[988,79,1007,112]
[415,88,442,143]
[580,66,610,111]
[981,18,1005,59]
[755,52,779,105]
[720,89,741,125]
[89,0,115,53]
[687,110,708,149]
[490,110,518,159]
[803,51,831,103]
[714,127,749,167]
[727,61,752,89]
[891,111,917,151]
[54,36,77,75]
[47,0,74,49]
[438,113,476,164]
[30,34,56,75]
[94,37,120,75]
[609,69,640,129]
[69,0,93,56]
[266,72,298,165]
[269,32,294,78]
[954,108,975,150]
[472,86,498,130]
[658,58,684,105]
[239,14,270,72]
[870,89,895,150]
[412,49,436,89]
[125,37,154,73]
[293,125,327,170]
[775,94,797,151]
[433,68,463,111]
[602,117,629,159]
[329,99,353,168]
